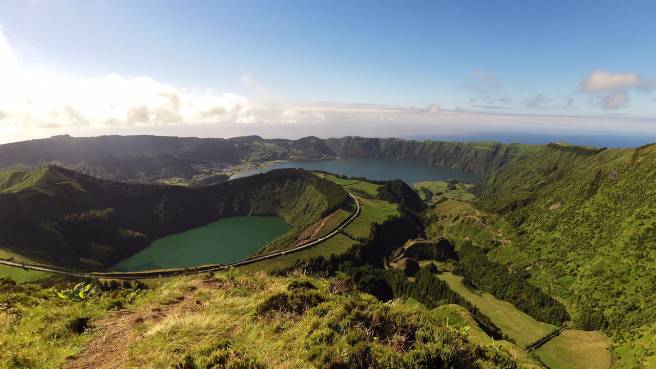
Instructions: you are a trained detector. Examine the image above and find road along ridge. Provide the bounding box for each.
[0,192,360,280]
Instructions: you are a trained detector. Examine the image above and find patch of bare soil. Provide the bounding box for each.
[62,285,199,369]
[293,211,338,246]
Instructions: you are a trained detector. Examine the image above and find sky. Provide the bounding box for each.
[0,0,655,144]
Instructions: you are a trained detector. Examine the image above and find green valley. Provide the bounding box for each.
[1,135,656,368]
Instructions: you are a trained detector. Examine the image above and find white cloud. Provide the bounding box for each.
[1,30,656,144]
[581,70,656,110]
[0,30,250,132]
[581,70,640,93]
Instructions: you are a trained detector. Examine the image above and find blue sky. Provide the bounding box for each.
[0,0,654,143]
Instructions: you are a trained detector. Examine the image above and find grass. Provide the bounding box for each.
[0,265,51,283]
[125,274,537,369]
[240,233,359,273]
[342,196,399,240]
[0,272,537,369]
[318,173,380,198]
[413,180,476,204]
[424,199,501,249]
[126,274,305,369]
[0,277,167,369]
[534,330,611,369]
[319,173,400,239]
[0,167,83,194]
[0,249,51,282]
[250,173,400,272]
[312,208,351,239]
[243,173,401,273]
[437,272,557,346]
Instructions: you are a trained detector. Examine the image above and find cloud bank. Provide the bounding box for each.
[581,70,656,110]
[0,31,250,131]
[1,30,656,144]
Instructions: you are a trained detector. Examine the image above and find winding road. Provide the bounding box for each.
[0,192,360,280]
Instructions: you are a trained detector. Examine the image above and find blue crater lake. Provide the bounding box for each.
[111,216,290,271]
[232,158,480,183]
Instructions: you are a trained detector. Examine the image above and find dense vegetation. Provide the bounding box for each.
[472,142,656,359]
[0,271,536,369]
[339,264,506,340]
[3,134,656,366]
[0,166,348,268]
[376,179,426,213]
[455,242,569,325]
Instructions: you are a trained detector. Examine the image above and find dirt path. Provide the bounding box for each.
[62,285,199,369]
[310,212,337,239]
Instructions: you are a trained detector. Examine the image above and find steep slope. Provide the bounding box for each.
[324,136,533,175]
[0,167,348,269]
[0,135,527,183]
[470,143,656,364]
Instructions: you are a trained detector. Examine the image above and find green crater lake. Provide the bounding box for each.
[111,216,290,271]
[232,158,480,184]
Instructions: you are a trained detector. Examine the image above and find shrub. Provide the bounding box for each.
[172,339,266,369]
[67,317,90,334]
[287,280,317,291]
[54,282,97,302]
[255,290,325,317]
[304,295,519,369]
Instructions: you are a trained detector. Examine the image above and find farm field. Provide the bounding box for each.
[437,272,557,346]
[413,180,476,203]
[534,330,611,369]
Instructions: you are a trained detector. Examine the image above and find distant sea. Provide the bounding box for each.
[413,133,656,149]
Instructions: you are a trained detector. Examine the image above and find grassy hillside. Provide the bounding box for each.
[479,144,656,325]
[0,272,539,369]
[431,143,656,365]
[3,135,656,366]
[413,180,476,204]
[243,174,406,272]
[0,167,348,269]
[324,136,534,175]
[437,272,557,347]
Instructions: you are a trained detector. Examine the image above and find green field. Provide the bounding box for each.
[321,174,400,240]
[413,180,475,204]
[341,196,399,240]
[437,272,557,346]
[534,330,611,369]
[0,249,51,282]
[240,233,359,273]
[0,265,51,283]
